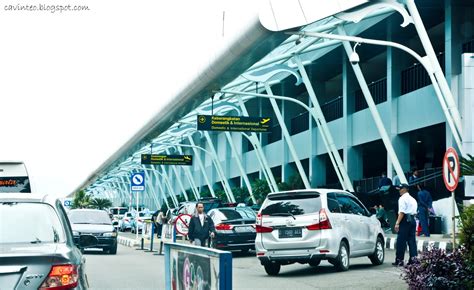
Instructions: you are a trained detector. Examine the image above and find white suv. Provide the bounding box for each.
[255,189,385,275]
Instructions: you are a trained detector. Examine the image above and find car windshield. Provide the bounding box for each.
[0,202,66,244]
[68,210,112,225]
[110,208,127,215]
[261,192,322,216]
[235,207,257,219]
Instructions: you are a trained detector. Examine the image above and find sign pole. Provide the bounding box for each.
[136,190,139,241]
[452,190,456,249]
[442,147,460,250]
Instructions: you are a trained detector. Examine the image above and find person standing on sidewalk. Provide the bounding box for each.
[393,183,418,266]
[416,185,433,237]
[188,202,216,247]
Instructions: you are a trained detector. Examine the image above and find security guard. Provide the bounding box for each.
[393,183,418,266]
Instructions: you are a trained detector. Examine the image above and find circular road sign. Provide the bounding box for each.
[443,147,460,192]
[175,214,192,236]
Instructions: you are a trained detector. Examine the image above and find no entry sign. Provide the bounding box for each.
[175,214,192,236]
[443,147,460,192]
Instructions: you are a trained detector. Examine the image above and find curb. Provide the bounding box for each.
[385,236,453,252]
[117,236,139,247]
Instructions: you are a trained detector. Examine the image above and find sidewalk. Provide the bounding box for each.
[385,233,456,252]
[117,232,187,251]
[117,232,456,254]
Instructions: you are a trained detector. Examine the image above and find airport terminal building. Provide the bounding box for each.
[76,0,474,227]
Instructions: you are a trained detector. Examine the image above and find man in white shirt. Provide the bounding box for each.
[393,183,418,266]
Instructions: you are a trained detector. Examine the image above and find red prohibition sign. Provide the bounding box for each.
[443,147,460,192]
[175,214,192,236]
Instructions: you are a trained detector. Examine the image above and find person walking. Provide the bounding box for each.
[393,183,418,266]
[416,185,433,237]
[188,202,216,247]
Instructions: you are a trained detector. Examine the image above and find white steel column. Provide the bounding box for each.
[224,132,256,203]
[174,146,200,200]
[264,84,311,189]
[164,148,189,201]
[202,131,235,202]
[405,0,462,134]
[337,27,408,184]
[237,98,279,192]
[187,136,216,197]
[294,56,354,191]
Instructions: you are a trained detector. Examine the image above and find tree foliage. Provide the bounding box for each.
[72,190,91,209]
[89,198,112,210]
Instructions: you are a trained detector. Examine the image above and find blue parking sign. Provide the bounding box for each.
[130,172,145,191]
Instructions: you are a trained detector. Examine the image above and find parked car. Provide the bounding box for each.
[208,206,257,253]
[130,211,152,234]
[119,211,134,232]
[109,207,128,229]
[255,189,385,275]
[69,209,118,254]
[171,198,224,222]
[0,193,98,289]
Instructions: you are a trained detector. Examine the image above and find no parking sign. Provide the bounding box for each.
[175,214,192,236]
[443,147,460,192]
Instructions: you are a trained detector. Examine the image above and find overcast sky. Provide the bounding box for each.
[0,0,257,196]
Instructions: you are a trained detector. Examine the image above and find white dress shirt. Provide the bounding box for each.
[398,192,418,215]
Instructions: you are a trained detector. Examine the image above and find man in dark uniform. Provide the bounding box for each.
[188,202,216,247]
[393,184,418,266]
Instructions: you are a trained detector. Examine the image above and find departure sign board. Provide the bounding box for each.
[197,115,272,133]
[141,154,193,166]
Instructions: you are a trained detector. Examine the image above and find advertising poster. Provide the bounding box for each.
[170,249,219,290]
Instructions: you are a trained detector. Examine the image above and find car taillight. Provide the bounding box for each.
[39,264,78,290]
[215,223,234,231]
[256,213,262,225]
[255,224,273,233]
[306,209,332,231]
[124,218,129,222]
[138,219,143,222]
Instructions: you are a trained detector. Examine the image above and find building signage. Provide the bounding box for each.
[141,154,193,166]
[197,115,272,133]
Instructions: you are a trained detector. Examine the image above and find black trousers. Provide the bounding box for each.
[396,218,417,261]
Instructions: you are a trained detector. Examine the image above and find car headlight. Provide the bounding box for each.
[102,232,118,237]
[72,231,80,236]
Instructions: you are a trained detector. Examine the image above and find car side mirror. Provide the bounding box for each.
[78,234,98,248]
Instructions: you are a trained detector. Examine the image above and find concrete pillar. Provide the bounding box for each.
[312,155,326,187]
[387,26,410,179]
[445,0,463,151]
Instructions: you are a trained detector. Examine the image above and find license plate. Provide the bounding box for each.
[278,228,302,238]
[234,226,251,233]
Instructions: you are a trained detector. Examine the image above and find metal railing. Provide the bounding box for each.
[401,52,445,95]
[321,96,343,122]
[290,111,309,135]
[353,167,445,194]
[354,77,387,112]
[462,39,474,53]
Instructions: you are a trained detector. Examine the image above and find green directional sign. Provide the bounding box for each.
[197,115,272,133]
[141,154,193,166]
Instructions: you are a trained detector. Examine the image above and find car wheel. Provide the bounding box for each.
[309,259,321,267]
[369,236,384,265]
[263,263,281,276]
[334,241,350,272]
[109,243,118,255]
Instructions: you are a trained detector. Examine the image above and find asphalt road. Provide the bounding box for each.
[85,244,407,290]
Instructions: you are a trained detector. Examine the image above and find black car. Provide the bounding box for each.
[208,206,257,253]
[0,193,98,290]
[69,209,118,254]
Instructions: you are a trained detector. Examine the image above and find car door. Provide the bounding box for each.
[335,193,370,255]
